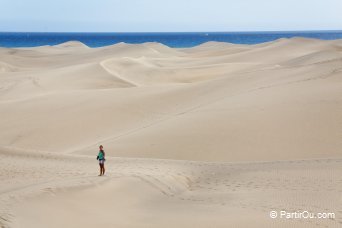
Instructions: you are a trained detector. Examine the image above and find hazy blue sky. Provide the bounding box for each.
[1,0,342,32]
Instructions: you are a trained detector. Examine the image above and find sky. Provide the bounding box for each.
[1,0,342,32]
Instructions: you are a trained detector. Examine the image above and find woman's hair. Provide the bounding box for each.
[99,145,104,153]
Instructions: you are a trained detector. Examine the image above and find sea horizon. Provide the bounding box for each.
[1,30,342,48]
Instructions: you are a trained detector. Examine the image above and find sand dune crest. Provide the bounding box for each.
[0,38,342,228]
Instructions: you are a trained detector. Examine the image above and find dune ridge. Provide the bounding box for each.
[0,38,341,161]
[0,38,342,227]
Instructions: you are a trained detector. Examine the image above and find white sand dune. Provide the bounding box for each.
[280,49,342,67]
[1,148,341,228]
[0,38,342,227]
[54,41,90,49]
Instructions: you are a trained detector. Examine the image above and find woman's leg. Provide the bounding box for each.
[99,164,102,176]
[100,164,104,175]
[103,164,105,175]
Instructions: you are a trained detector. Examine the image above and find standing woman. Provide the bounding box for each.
[97,145,106,176]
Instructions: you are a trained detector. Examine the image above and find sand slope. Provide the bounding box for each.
[0,38,341,161]
[1,148,341,228]
[0,39,342,227]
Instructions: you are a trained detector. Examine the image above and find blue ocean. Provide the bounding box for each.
[1,31,342,48]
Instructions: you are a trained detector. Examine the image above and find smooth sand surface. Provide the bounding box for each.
[0,38,342,227]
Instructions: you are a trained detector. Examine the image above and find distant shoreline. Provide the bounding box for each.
[1,31,342,48]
